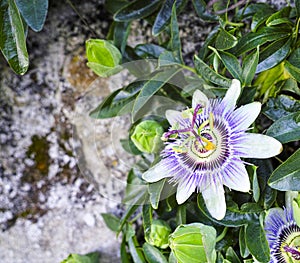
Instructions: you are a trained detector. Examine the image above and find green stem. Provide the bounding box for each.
[216,227,228,242]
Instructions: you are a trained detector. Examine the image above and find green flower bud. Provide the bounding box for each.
[169,223,217,263]
[86,39,122,77]
[146,219,171,249]
[131,120,164,154]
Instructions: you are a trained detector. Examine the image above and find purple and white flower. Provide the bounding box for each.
[142,79,282,220]
[265,207,300,263]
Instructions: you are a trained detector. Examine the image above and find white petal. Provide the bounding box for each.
[165,110,182,126]
[236,133,283,159]
[142,161,171,183]
[231,102,261,131]
[221,79,241,113]
[223,160,250,192]
[192,90,209,108]
[176,180,196,204]
[201,178,226,220]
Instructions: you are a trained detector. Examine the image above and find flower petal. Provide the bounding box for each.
[142,161,171,183]
[231,102,261,131]
[222,160,250,192]
[192,90,209,108]
[221,79,241,114]
[165,110,182,126]
[235,133,283,158]
[176,180,196,204]
[201,178,226,220]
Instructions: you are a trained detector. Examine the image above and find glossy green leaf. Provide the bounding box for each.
[232,26,291,56]
[239,226,250,258]
[250,4,274,32]
[128,236,146,263]
[152,0,186,36]
[0,0,29,74]
[143,204,153,244]
[288,47,300,66]
[245,222,270,263]
[192,0,218,21]
[282,78,300,96]
[242,47,259,86]
[132,67,181,121]
[114,0,161,21]
[148,179,166,209]
[268,149,300,191]
[194,55,231,87]
[168,3,182,62]
[121,236,131,263]
[60,252,99,263]
[113,21,131,54]
[197,195,260,227]
[266,111,300,143]
[209,47,242,81]
[256,38,291,73]
[15,0,48,32]
[226,247,241,263]
[266,6,291,27]
[215,27,238,50]
[285,60,300,82]
[250,166,260,203]
[143,243,168,263]
[90,81,144,119]
[296,0,300,17]
[101,213,120,232]
[263,95,300,121]
[135,44,166,58]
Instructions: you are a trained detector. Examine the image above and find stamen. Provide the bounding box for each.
[201,137,216,151]
[284,245,300,260]
[209,112,214,130]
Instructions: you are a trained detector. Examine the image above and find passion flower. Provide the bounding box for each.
[143,79,282,220]
[265,207,300,263]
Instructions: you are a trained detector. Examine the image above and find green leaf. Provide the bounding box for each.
[245,222,270,263]
[215,27,238,50]
[121,236,131,263]
[268,148,300,191]
[60,252,99,263]
[285,60,300,83]
[153,0,186,36]
[263,95,300,121]
[143,204,153,244]
[15,0,48,32]
[225,247,241,263]
[266,111,300,143]
[232,26,291,56]
[209,47,242,81]
[168,3,182,62]
[135,44,166,59]
[148,179,166,209]
[113,21,131,54]
[288,47,300,66]
[132,67,181,121]
[90,81,144,119]
[256,38,291,73]
[250,4,275,32]
[143,243,168,263]
[266,6,292,27]
[242,47,259,86]
[239,226,250,258]
[194,55,231,87]
[197,195,260,227]
[296,0,300,17]
[101,213,120,232]
[128,236,146,263]
[192,0,218,21]
[114,0,161,22]
[0,0,29,74]
[250,166,260,203]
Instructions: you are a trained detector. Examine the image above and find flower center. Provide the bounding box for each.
[282,232,300,262]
